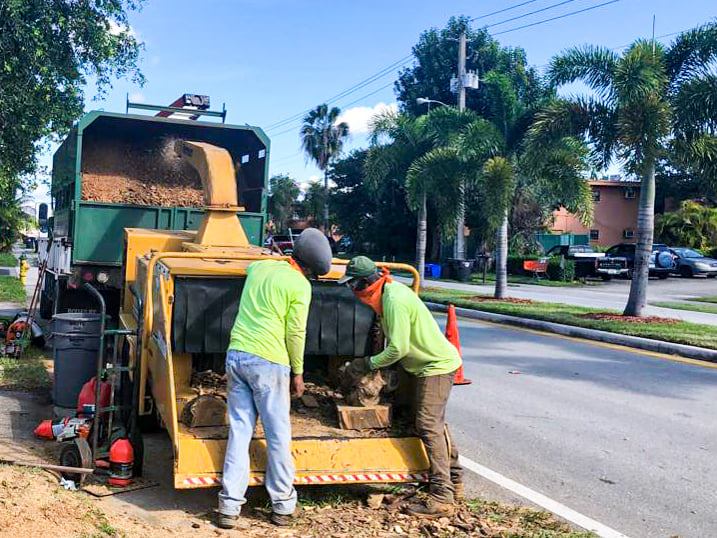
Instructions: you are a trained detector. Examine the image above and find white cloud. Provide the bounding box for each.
[129,91,145,103]
[336,102,397,135]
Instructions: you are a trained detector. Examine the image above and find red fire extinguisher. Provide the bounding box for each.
[108,438,134,487]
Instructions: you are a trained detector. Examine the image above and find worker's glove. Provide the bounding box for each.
[346,357,372,378]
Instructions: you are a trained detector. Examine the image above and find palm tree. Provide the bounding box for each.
[366,107,511,286]
[365,111,436,283]
[530,23,717,316]
[300,104,350,233]
[267,174,300,232]
[464,72,593,298]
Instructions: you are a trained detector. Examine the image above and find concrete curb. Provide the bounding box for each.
[426,302,717,363]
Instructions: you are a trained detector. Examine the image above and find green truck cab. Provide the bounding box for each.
[40,108,269,320]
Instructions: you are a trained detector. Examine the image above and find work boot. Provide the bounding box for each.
[270,509,298,526]
[215,512,238,529]
[453,482,465,502]
[404,498,454,519]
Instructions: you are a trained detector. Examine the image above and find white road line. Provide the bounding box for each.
[459,455,630,538]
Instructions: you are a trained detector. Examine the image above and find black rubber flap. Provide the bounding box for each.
[172,277,375,357]
[172,277,244,354]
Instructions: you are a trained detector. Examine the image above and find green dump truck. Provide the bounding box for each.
[40,102,269,320]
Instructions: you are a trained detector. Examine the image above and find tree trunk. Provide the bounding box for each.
[624,160,656,316]
[494,210,508,299]
[416,192,427,288]
[322,169,330,235]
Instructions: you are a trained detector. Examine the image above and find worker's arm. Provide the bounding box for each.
[285,280,312,375]
[369,302,410,370]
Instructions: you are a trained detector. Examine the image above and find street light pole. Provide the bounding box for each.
[454,31,467,259]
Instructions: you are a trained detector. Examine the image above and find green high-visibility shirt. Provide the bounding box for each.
[228,260,311,375]
[369,281,462,377]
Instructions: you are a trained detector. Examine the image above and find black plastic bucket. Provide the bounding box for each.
[52,313,101,410]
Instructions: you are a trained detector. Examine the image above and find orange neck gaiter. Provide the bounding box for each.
[354,268,393,315]
[288,258,305,275]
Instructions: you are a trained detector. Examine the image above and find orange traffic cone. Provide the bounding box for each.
[445,304,472,385]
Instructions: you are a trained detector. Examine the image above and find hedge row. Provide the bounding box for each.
[507,255,576,282]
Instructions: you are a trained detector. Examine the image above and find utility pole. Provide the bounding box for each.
[454,31,467,259]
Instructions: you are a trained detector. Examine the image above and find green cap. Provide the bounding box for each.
[337,256,377,285]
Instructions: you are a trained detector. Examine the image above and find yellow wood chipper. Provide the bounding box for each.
[117,140,430,489]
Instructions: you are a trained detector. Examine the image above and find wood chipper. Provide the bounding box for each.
[117,140,431,489]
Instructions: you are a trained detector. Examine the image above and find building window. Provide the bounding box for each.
[591,188,601,202]
[624,187,636,199]
[623,229,635,239]
[590,229,600,241]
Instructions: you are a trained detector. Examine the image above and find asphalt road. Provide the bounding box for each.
[446,315,717,538]
[420,276,717,325]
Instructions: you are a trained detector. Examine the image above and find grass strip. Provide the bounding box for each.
[690,295,717,305]
[651,301,717,315]
[0,252,18,266]
[0,346,52,392]
[0,275,25,303]
[421,287,717,350]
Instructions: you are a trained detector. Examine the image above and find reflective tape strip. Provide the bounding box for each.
[184,472,428,488]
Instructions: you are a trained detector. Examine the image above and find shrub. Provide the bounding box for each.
[507,255,540,276]
[546,256,575,281]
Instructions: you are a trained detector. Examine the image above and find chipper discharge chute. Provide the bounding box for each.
[119,140,430,489]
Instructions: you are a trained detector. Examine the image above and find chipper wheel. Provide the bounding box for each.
[59,437,93,486]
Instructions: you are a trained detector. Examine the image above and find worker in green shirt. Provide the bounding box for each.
[217,229,332,529]
[339,256,464,518]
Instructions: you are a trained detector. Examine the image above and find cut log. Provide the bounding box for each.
[180,395,227,427]
[337,404,392,430]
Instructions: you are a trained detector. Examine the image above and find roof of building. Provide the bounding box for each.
[588,179,641,187]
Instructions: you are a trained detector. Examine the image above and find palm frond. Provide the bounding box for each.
[671,74,717,136]
[528,97,617,169]
[405,147,462,214]
[457,118,505,161]
[665,21,717,86]
[613,40,668,104]
[547,45,619,99]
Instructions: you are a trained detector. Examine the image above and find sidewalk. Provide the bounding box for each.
[402,276,717,325]
[0,248,38,318]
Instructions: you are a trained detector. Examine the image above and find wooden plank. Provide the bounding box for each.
[336,404,392,430]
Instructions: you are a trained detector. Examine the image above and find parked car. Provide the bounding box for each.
[669,247,717,277]
[596,243,674,280]
[264,234,294,254]
[544,244,605,277]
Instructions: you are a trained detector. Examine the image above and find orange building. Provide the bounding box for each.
[552,179,640,247]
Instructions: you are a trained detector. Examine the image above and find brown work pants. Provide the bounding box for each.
[414,371,463,504]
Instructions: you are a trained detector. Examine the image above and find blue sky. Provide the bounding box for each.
[34,0,716,204]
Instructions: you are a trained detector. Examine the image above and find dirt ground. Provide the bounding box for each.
[0,353,592,538]
[80,137,205,207]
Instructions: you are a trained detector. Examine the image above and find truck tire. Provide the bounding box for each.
[680,266,694,278]
[658,272,669,279]
[600,274,612,281]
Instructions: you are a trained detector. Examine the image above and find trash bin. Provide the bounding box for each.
[52,313,101,412]
[447,259,474,282]
[424,263,442,279]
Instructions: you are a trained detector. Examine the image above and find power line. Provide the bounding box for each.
[265,0,624,138]
[470,0,543,21]
[480,0,580,28]
[493,0,621,36]
[265,55,411,130]
[270,81,396,139]
[265,0,571,132]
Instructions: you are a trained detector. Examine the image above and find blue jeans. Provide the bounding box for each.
[218,350,297,516]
